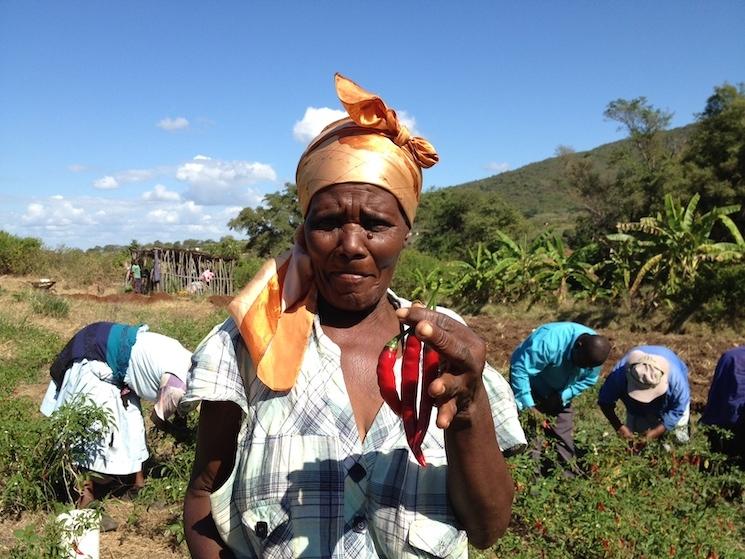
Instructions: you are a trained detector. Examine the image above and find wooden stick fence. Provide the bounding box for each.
[130,248,235,295]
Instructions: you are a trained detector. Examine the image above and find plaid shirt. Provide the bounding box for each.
[181,298,526,559]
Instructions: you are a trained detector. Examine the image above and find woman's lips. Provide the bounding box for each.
[329,271,369,285]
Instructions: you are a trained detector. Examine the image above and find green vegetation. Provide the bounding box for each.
[487,387,745,559]
[0,231,43,275]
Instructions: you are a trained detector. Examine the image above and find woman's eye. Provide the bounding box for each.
[363,219,390,232]
[312,218,340,231]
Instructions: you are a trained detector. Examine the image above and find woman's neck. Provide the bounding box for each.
[317,294,396,330]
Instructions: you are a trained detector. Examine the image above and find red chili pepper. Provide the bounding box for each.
[413,344,439,458]
[402,332,426,466]
[377,336,401,416]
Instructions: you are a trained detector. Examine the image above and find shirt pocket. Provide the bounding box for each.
[240,500,291,557]
[237,434,344,557]
[407,516,467,558]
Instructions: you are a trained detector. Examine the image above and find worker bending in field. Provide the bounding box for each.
[510,322,610,473]
[41,321,192,530]
[700,346,745,464]
[598,346,691,446]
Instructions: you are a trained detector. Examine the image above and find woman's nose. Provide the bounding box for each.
[338,224,367,256]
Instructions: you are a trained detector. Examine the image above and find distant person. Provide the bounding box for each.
[130,260,142,293]
[199,268,215,285]
[141,266,151,294]
[41,322,193,530]
[700,346,745,463]
[598,346,691,445]
[510,322,611,471]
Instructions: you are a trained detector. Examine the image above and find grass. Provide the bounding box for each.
[0,283,742,558]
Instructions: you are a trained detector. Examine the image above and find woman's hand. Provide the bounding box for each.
[395,305,487,430]
[396,304,512,547]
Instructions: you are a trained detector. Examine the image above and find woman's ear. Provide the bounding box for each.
[295,223,307,250]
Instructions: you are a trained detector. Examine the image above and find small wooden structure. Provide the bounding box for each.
[130,247,235,295]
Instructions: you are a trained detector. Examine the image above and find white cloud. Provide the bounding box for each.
[93,175,119,189]
[485,162,511,174]
[397,110,419,136]
[157,116,190,131]
[293,107,347,143]
[175,155,275,206]
[67,164,87,173]
[10,193,238,248]
[21,198,95,228]
[143,184,181,202]
[92,168,157,190]
[118,168,154,182]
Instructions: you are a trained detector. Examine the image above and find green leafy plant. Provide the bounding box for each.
[30,292,70,318]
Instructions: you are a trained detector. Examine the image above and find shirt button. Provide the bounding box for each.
[352,515,367,533]
[255,521,268,538]
[348,463,366,482]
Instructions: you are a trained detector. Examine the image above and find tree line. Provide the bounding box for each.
[225,83,745,330]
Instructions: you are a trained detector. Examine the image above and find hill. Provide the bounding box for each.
[435,124,695,233]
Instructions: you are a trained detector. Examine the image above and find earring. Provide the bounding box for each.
[367,232,373,239]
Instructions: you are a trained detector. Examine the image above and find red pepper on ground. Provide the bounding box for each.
[402,332,426,466]
[376,336,401,416]
[413,344,439,459]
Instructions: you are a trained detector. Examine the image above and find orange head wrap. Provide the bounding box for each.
[296,73,438,224]
[228,74,437,391]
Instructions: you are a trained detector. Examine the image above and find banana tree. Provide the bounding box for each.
[448,244,506,312]
[608,193,745,303]
[532,233,600,304]
[491,231,544,302]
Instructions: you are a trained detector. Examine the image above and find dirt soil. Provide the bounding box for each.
[465,314,739,410]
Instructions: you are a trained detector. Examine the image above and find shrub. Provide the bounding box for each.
[0,231,43,275]
[41,247,128,289]
[233,255,264,290]
[0,396,113,513]
[391,249,448,301]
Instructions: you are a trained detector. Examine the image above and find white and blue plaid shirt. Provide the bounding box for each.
[181,297,526,558]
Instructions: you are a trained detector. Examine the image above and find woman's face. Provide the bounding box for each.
[303,183,410,313]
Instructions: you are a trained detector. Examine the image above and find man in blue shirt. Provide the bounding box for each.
[510,322,611,469]
[598,346,691,444]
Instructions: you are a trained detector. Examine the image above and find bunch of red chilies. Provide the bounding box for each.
[376,330,440,467]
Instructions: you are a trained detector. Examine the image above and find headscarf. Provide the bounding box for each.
[228,73,438,390]
[296,73,438,224]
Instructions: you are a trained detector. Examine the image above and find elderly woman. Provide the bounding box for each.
[182,74,525,558]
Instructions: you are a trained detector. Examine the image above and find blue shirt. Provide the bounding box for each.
[509,322,600,411]
[598,345,690,431]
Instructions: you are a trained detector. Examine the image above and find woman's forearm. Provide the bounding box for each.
[184,487,235,558]
[445,382,513,549]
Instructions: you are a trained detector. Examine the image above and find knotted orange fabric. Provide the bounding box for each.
[228,73,438,390]
[297,73,438,225]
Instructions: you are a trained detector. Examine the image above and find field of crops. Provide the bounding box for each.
[0,276,742,558]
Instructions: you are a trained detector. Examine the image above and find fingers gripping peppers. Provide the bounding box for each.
[377,330,437,466]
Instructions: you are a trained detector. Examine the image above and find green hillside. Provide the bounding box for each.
[435,125,695,233]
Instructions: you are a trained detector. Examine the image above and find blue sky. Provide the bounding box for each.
[1,1,743,249]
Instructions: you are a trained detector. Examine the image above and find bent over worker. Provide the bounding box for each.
[510,322,610,470]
